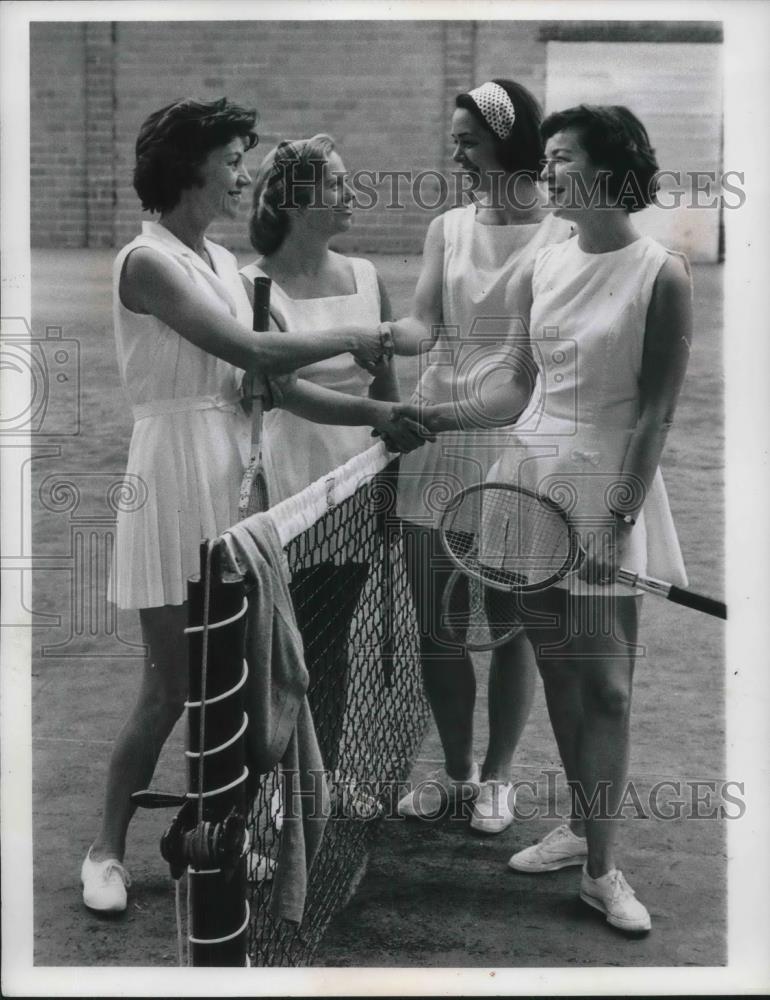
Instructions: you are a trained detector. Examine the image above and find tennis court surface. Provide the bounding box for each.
[30,250,726,968]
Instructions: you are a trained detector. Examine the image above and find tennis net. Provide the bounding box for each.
[242,442,429,966]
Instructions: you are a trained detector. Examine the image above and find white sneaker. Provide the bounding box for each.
[397,762,481,819]
[470,780,516,834]
[81,848,131,913]
[580,866,651,933]
[508,823,588,872]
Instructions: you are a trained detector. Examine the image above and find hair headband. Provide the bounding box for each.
[466,82,516,140]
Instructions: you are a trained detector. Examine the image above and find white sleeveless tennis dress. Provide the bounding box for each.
[396,205,572,527]
[239,256,381,504]
[490,234,689,596]
[109,221,253,610]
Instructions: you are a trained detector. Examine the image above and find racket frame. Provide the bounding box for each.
[237,276,272,521]
[439,481,581,594]
[440,483,727,620]
[440,567,525,652]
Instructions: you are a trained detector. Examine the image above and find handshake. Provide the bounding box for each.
[372,403,439,454]
[352,321,446,453]
[352,322,396,375]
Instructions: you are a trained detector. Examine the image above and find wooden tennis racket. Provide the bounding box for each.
[439,482,727,627]
[238,276,272,520]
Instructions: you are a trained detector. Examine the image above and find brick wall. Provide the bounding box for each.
[33,19,553,252]
[112,20,448,254]
[84,23,115,248]
[30,20,723,255]
[31,23,88,247]
[475,21,548,105]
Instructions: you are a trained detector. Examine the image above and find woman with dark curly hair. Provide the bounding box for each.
[81,98,391,913]
[489,105,691,932]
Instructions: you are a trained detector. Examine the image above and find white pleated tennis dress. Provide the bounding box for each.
[239,256,381,504]
[489,234,689,596]
[396,205,572,527]
[109,221,253,610]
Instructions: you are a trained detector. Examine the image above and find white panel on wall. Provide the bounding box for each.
[545,42,723,262]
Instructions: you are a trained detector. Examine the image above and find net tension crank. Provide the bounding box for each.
[131,790,246,881]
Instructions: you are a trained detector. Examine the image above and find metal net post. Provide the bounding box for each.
[185,541,249,966]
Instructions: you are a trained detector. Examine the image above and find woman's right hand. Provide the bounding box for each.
[371,405,437,453]
[352,324,394,373]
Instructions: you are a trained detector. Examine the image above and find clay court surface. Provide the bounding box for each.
[29,249,726,969]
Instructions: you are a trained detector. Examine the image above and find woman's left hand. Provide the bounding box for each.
[578,522,634,587]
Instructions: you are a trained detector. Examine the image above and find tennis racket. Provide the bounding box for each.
[238,276,272,520]
[439,482,727,621]
[440,567,527,651]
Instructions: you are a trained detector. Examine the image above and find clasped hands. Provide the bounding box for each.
[371,401,440,454]
[352,322,396,375]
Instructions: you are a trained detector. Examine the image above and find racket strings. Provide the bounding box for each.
[442,571,524,651]
[443,486,574,591]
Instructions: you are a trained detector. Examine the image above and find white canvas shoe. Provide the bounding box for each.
[507,823,588,872]
[470,780,516,834]
[81,848,131,913]
[396,762,481,819]
[580,866,652,933]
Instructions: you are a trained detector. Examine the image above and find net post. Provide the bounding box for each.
[185,540,249,966]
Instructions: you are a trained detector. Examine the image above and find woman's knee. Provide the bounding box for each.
[583,676,632,719]
[138,666,187,723]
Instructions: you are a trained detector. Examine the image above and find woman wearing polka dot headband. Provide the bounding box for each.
[390,79,573,834]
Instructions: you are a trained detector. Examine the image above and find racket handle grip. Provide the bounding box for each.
[252,276,272,332]
[667,585,727,620]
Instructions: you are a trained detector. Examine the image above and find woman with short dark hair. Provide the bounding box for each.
[81,98,391,913]
[478,104,690,933]
[537,103,660,212]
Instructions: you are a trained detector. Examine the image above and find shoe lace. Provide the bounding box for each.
[607,869,634,901]
[542,824,572,844]
[102,859,131,888]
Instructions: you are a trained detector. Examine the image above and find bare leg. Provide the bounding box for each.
[483,632,537,781]
[576,597,638,877]
[538,661,585,836]
[529,590,640,875]
[90,604,188,862]
[403,524,476,779]
[404,524,537,782]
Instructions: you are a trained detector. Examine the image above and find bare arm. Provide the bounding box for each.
[121,247,385,374]
[394,347,537,432]
[613,255,693,519]
[368,270,401,403]
[384,216,445,356]
[279,379,433,451]
[582,254,693,584]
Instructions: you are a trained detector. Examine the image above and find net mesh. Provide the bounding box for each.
[242,444,429,966]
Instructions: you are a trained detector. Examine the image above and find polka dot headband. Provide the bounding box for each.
[466,82,516,140]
